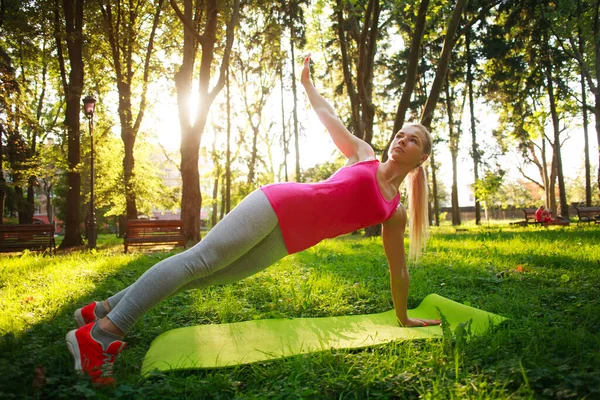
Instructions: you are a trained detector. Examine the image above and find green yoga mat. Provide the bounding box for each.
[141,294,506,375]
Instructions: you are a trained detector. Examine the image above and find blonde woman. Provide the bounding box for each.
[66,55,441,385]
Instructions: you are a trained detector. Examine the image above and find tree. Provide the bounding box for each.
[275,0,308,182]
[169,0,240,243]
[547,0,599,203]
[334,0,382,145]
[384,0,430,159]
[232,4,283,187]
[96,0,164,221]
[54,0,85,248]
[473,168,505,222]
[482,0,578,217]
[0,0,65,225]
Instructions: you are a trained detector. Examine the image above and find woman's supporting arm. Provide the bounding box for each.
[382,205,440,327]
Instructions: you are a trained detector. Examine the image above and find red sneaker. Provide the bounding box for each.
[74,302,102,327]
[66,323,126,385]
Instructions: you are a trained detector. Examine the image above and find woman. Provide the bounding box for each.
[66,55,441,385]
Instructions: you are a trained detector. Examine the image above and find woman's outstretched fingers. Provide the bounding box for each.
[301,54,312,85]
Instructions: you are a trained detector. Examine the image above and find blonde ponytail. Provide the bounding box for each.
[406,164,429,260]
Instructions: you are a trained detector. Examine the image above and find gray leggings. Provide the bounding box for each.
[106,190,288,333]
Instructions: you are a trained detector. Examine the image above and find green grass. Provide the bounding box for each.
[1,224,599,399]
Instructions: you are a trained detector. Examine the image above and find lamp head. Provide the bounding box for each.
[82,96,96,118]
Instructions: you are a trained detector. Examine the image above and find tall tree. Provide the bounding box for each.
[54,0,85,248]
[482,0,577,217]
[97,0,164,222]
[541,25,569,218]
[275,1,308,182]
[466,24,482,223]
[334,0,382,145]
[0,0,64,224]
[232,4,283,187]
[444,70,467,226]
[550,0,600,202]
[169,0,240,243]
[383,0,430,160]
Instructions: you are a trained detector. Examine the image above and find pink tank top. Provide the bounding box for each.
[261,159,400,254]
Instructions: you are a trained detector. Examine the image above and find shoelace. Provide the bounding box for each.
[100,352,116,377]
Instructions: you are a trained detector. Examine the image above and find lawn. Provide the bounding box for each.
[1,224,599,399]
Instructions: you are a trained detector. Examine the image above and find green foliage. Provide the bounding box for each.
[496,178,539,209]
[473,168,506,210]
[301,157,345,182]
[94,136,180,218]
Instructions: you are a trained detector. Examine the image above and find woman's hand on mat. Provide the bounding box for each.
[301,53,311,86]
[398,317,441,327]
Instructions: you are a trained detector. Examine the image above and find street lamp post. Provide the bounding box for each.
[82,96,97,249]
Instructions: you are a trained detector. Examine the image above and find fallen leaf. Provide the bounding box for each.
[32,365,45,390]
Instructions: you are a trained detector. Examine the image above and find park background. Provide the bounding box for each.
[1,0,599,239]
[1,0,600,399]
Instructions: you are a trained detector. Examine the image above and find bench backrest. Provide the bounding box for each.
[522,208,537,221]
[0,224,55,237]
[575,206,600,214]
[0,224,55,251]
[126,220,184,237]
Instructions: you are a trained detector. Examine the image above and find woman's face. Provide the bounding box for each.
[388,125,429,167]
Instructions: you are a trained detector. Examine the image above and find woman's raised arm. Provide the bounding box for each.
[301,55,373,163]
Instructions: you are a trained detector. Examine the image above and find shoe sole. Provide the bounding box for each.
[73,308,87,328]
[65,329,82,372]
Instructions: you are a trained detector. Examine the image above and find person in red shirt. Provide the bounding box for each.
[535,205,553,223]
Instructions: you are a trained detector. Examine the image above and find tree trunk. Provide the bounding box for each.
[225,67,232,214]
[100,0,162,222]
[280,65,289,182]
[247,125,259,185]
[0,127,4,224]
[172,0,240,243]
[58,0,85,248]
[541,136,551,208]
[290,30,301,182]
[593,0,600,201]
[581,71,591,206]
[336,0,381,145]
[543,33,568,218]
[549,147,557,216]
[211,175,218,228]
[383,0,429,161]
[596,98,600,201]
[430,151,440,226]
[46,184,53,225]
[577,4,592,206]
[335,0,361,138]
[466,27,481,224]
[445,75,460,226]
[122,125,138,220]
[420,0,466,129]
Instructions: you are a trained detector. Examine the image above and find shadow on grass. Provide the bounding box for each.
[0,240,185,398]
[434,225,600,245]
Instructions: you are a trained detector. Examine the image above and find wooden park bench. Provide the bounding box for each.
[510,208,542,227]
[575,206,600,225]
[0,224,56,254]
[124,219,186,253]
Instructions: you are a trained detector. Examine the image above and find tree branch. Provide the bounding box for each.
[208,0,240,104]
[169,0,205,46]
[133,0,163,134]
